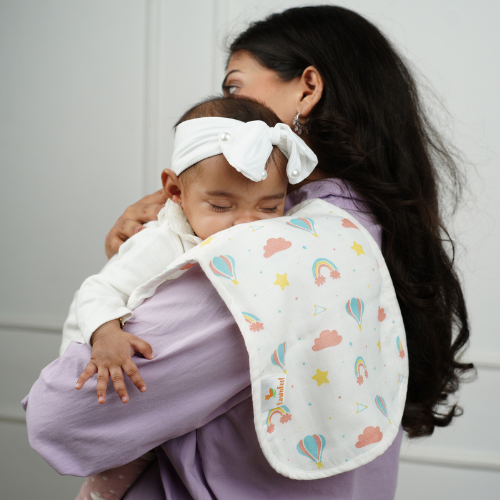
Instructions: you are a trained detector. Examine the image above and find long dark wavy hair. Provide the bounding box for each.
[229,5,474,438]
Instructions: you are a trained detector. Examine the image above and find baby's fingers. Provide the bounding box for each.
[109,365,130,404]
[96,366,110,404]
[129,336,154,360]
[75,362,97,390]
[122,359,147,394]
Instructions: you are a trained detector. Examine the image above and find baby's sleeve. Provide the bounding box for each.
[76,224,184,346]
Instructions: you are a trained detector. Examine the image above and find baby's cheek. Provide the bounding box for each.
[192,215,222,240]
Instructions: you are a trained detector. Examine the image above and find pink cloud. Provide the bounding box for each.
[378,307,386,322]
[249,322,264,332]
[355,426,383,448]
[263,237,292,258]
[312,330,342,351]
[342,218,358,229]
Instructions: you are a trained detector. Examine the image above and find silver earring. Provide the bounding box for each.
[293,113,309,135]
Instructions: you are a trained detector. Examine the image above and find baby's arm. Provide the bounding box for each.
[75,223,184,403]
[76,222,183,345]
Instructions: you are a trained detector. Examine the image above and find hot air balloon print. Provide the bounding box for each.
[266,405,292,434]
[297,434,326,469]
[286,217,319,237]
[355,356,368,385]
[396,336,405,359]
[346,298,364,331]
[312,258,341,286]
[375,395,391,424]
[242,312,264,332]
[271,342,287,374]
[209,255,239,286]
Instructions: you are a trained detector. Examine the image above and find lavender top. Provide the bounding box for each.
[24,179,402,500]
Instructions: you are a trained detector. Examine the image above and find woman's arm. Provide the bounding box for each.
[105,189,168,259]
[24,265,251,477]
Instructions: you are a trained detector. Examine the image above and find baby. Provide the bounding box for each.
[73,96,317,500]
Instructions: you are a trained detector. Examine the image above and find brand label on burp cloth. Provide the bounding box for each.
[260,375,287,412]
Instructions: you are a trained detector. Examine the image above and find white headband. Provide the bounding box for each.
[171,117,318,184]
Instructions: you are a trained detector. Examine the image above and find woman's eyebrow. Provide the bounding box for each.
[221,69,241,90]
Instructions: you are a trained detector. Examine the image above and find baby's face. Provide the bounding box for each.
[178,155,287,240]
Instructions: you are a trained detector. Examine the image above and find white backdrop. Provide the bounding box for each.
[0,1,498,498]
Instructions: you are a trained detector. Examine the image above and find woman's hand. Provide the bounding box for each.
[105,189,168,259]
[75,320,155,404]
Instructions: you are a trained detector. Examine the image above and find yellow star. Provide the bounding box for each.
[312,369,329,386]
[200,236,215,247]
[351,241,365,256]
[274,273,289,290]
[377,339,381,352]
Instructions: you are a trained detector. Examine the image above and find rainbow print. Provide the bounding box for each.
[312,258,341,286]
[355,356,368,385]
[346,298,364,331]
[242,312,264,332]
[396,336,405,359]
[266,405,292,434]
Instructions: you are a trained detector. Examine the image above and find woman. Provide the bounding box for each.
[25,6,472,499]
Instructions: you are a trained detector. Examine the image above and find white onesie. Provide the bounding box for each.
[60,200,201,354]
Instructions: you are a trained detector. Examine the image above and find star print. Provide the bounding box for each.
[377,339,381,352]
[351,241,365,256]
[274,273,289,290]
[312,369,329,386]
[200,236,215,247]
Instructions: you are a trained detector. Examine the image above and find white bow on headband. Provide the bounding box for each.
[171,117,318,184]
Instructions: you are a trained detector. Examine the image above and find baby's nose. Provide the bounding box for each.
[233,212,259,225]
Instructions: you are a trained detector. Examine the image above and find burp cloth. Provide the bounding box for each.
[135,198,408,480]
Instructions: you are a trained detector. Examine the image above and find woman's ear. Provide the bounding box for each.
[297,66,324,119]
[161,169,183,205]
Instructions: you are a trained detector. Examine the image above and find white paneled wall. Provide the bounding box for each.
[0,1,498,498]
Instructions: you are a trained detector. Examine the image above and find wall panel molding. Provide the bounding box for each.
[143,0,162,195]
[0,411,26,425]
[401,445,500,472]
[464,351,500,371]
[1,310,500,374]
[0,313,63,333]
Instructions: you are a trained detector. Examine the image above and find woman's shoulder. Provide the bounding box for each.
[286,178,382,248]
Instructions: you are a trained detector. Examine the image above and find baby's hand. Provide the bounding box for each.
[75,320,154,404]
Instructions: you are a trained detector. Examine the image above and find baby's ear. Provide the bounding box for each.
[161,169,182,204]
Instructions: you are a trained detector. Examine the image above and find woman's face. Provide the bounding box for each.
[223,50,303,126]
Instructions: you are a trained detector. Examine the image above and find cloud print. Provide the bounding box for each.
[312,330,342,351]
[263,237,292,258]
[378,307,386,322]
[355,426,383,448]
[342,218,358,229]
